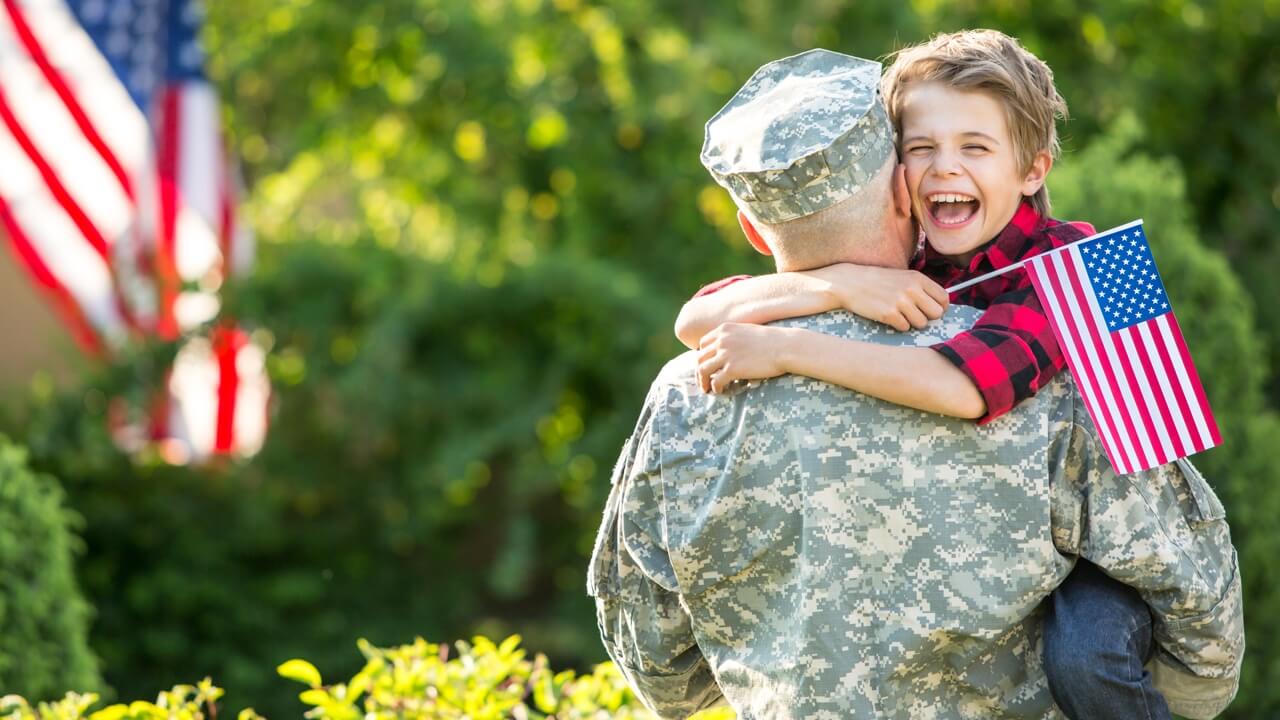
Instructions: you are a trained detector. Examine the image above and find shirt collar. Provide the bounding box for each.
[913,201,1046,274]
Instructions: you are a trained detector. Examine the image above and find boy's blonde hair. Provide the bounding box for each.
[881,29,1067,216]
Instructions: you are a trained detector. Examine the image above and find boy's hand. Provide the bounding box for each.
[697,323,791,393]
[810,264,950,331]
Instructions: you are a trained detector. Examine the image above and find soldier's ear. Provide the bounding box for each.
[738,210,773,256]
[892,163,911,218]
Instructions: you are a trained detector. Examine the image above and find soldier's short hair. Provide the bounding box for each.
[743,154,896,272]
[881,29,1068,216]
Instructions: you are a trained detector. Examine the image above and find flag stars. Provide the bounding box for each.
[179,42,205,71]
[1082,224,1168,329]
[80,0,109,22]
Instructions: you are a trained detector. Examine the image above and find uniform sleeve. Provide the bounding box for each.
[587,392,724,719]
[1050,398,1244,694]
[932,286,1066,424]
[692,274,753,298]
[596,593,724,719]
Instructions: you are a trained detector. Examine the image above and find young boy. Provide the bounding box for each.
[678,31,1174,719]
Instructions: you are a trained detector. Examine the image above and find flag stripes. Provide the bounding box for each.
[0,0,265,463]
[1026,223,1219,474]
[2,0,136,201]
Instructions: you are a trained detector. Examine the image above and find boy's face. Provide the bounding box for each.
[899,82,1049,260]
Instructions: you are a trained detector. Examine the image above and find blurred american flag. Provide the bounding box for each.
[0,0,264,462]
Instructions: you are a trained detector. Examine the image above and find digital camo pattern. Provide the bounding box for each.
[588,308,1243,720]
[700,49,896,223]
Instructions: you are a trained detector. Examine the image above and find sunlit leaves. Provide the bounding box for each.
[527,107,569,149]
[454,121,487,162]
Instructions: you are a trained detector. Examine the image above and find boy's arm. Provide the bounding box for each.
[931,286,1064,424]
[676,265,949,349]
[676,272,843,349]
[697,324,986,419]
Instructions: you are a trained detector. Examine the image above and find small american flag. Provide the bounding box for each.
[1025,220,1221,474]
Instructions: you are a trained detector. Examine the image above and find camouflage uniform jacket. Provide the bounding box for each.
[588,307,1242,720]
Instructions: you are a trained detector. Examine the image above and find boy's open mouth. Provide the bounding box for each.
[927,193,980,227]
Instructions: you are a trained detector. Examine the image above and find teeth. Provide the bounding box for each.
[929,193,975,203]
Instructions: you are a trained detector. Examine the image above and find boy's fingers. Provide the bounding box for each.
[905,287,938,317]
[901,303,929,330]
[711,366,733,393]
[698,354,726,393]
[923,281,950,308]
[885,313,911,332]
[915,293,946,320]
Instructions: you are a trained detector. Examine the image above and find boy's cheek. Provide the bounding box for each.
[901,163,927,200]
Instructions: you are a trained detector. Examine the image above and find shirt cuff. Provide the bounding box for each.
[931,332,1021,425]
[692,275,753,298]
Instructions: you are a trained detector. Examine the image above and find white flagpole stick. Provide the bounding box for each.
[945,257,1036,294]
[943,219,1145,294]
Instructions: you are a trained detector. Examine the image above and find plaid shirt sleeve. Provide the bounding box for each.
[932,286,1066,424]
[692,275,753,298]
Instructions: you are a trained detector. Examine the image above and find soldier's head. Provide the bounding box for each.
[701,50,917,272]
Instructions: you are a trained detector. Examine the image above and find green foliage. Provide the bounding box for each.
[0,436,101,699]
[0,680,263,720]
[0,637,732,720]
[278,634,659,719]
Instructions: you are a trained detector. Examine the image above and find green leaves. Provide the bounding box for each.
[0,682,237,720]
[0,436,100,697]
[285,634,661,719]
[276,659,322,688]
[1,637,676,719]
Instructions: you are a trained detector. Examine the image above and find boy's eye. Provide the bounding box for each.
[963,144,988,152]
[906,145,932,154]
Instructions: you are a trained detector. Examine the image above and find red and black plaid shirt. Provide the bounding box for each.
[693,202,1095,424]
[911,202,1093,423]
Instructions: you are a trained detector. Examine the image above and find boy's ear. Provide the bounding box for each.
[1021,150,1054,196]
[737,210,773,257]
[891,163,911,218]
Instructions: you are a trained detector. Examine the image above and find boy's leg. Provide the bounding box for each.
[1043,559,1171,720]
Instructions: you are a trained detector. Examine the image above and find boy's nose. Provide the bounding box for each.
[931,150,963,176]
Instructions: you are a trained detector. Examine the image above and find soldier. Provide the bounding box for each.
[587,50,1242,719]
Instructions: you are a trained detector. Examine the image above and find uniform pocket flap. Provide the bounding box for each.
[1174,458,1226,525]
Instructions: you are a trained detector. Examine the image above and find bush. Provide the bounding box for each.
[277,634,663,719]
[0,435,100,699]
[0,681,252,720]
[0,636,734,720]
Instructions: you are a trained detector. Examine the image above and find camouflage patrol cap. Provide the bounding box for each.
[700,49,895,224]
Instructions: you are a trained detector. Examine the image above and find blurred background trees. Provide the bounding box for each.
[1,0,1276,716]
[0,437,100,697]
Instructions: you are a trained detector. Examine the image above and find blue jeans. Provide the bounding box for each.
[1043,559,1171,720]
